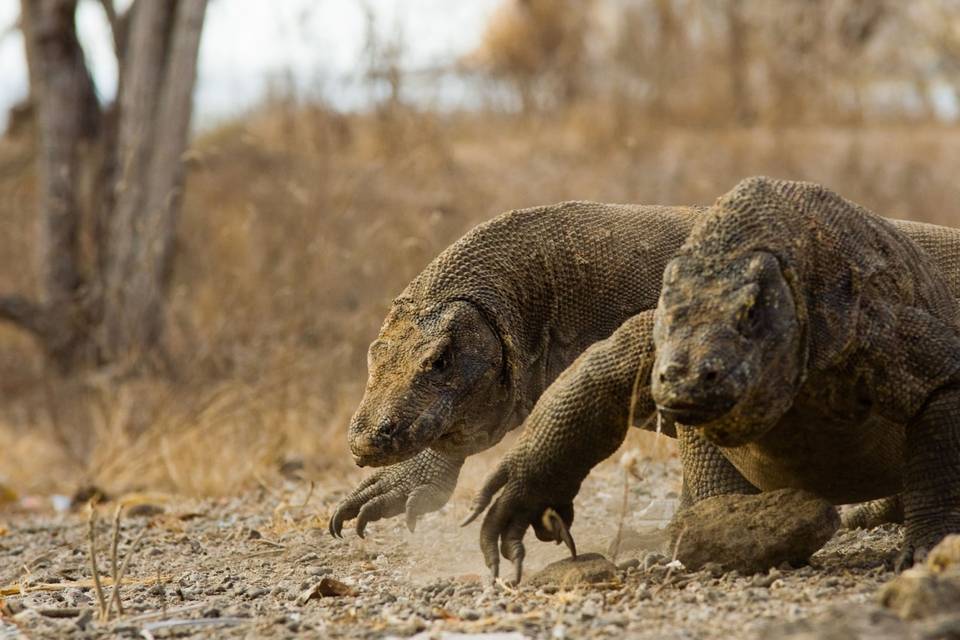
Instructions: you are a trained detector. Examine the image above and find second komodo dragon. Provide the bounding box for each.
[466,177,960,581]
[331,191,960,541]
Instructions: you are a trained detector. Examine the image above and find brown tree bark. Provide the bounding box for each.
[103,0,206,363]
[1,0,208,374]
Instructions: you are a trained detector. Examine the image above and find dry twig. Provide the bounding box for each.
[108,526,146,620]
[654,525,687,595]
[86,502,108,621]
[109,505,124,616]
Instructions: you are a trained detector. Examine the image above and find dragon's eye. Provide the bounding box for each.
[426,346,452,373]
[738,304,761,336]
[430,352,450,371]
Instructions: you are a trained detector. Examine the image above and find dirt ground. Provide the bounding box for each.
[2,449,944,640]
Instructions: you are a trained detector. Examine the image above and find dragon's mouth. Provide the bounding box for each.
[656,400,734,426]
[351,444,419,468]
[350,399,455,467]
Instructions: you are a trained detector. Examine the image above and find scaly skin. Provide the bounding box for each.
[334,196,960,542]
[331,202,698,536]
[655,178,960,569]
[470,179,960,574]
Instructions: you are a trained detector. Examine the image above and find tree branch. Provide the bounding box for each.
[98,0,121,54]
[98,0,135,59]
[0,294,47,337]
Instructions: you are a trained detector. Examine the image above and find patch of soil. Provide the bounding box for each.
[0,460,917,639]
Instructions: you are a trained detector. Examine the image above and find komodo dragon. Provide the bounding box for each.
[331,195,960,541]
[465,177,960,581]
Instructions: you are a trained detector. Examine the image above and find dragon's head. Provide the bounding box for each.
[348,299,510,466]
[651,251,804,447]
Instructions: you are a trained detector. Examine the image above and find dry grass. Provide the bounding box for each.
[2,93,960,497]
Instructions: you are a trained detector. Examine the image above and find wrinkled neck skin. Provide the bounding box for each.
[408,203,697,457]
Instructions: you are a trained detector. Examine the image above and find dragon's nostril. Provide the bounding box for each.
[703,369,718,383]
[377,418,399,436]
[659,362,685,385]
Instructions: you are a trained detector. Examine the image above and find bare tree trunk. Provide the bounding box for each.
[103,0,207,365]
[8,0,102,370]
[2,0,208,374]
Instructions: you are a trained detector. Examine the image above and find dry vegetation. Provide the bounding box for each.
[3,0,960,500]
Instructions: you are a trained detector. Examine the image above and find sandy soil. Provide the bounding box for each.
[0,457,937,640]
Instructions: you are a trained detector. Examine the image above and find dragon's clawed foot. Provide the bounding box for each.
[329,450,461,538]
[462,456,577,585]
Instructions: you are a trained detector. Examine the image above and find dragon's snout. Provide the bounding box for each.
[652,348,744,426]
[348,414,404,467]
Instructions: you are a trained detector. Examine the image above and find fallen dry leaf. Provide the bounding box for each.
[297,577,358,604]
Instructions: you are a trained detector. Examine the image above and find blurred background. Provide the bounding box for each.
[2,0,960,500]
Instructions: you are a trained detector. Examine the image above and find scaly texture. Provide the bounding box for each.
[654,177,960,569]
[335,192,960,544]
[332,202,698,536]
[469,179,960,581]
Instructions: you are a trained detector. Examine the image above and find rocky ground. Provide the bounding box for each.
[1,456,957,640]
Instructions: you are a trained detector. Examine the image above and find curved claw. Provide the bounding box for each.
[542,507,577,559]
[405,485,447,533]
[462,461,509,527]
[329,508,344,538]
[329,451,461,539]
[355,489,408,538]
[328,473,383,538]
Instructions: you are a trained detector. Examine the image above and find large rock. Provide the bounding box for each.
[879,535,960,620]
[668,489,840,574]
[528,553,618,588]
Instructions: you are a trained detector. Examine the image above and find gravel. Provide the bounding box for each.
[0,457,943,639]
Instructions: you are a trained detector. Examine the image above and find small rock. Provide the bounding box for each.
[926,534,960,573]
[616,558,640,571]
[580,601,598,620]
[642,551,668,571]
[127,503,165,518]
[878,526,960,625]
[751,569,781,588]
[528,553,618,588]
[70,485,109,509]
[879,566,960,620]
[297,577,358,604]
[669,489,840,574]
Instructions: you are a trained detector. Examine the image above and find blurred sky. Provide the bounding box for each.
[0,0,500,129]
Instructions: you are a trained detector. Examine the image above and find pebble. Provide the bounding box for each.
[528,553,618,588]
